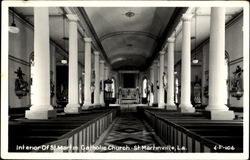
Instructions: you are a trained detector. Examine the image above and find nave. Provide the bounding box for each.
[94,111,165,153]
[2,2,248,159]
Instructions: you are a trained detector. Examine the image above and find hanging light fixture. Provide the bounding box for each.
[192,8,199,64]
[9,9,19,34]
[61,16,68,64]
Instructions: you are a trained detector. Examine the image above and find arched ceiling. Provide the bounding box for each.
[84,7,176,70]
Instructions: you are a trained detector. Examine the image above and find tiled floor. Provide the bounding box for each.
[94,112,167,152]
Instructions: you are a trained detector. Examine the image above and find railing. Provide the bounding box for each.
[37,108,118,152]
[142,109,220,152]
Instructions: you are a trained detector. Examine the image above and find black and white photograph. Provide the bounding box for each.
[1,1,249,160]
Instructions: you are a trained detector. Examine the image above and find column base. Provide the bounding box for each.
[94,103,101,108]
[205,104,229,111]
[82,103,94,110]
[100,103,105,107]
[166,103,177,110]
[210,110,235,120]
[64,104,81,114]
[180,104,195,113]
[158,103,166,109]
[25,109,57,119]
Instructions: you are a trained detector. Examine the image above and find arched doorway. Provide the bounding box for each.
[142,78,148,104]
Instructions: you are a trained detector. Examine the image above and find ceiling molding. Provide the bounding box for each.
[144,7,188,71]
[78,7,110,66]
[100,31,158,42]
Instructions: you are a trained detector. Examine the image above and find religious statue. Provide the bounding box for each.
[230,65,243,100]
[14,67,29,99]
[162,72,167,90]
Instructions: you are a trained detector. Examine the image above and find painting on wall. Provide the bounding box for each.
[230,65,243,100]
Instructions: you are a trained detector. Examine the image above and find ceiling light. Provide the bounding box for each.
[192,8,199,65]
[192,58,199,64]
[125,11,135,18]
[61,59,67,64]
[9,12,19,34]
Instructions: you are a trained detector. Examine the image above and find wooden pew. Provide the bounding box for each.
[9,107,119,152]
[139,107,243,153]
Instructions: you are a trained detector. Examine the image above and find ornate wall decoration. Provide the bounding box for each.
[14,67,29,99]
[230,65,243,100]
[50,79,55,98]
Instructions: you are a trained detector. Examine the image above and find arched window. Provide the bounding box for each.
[79,77,83,105]
[174,74,179,104]
[111,78,115,98]
[224,51,229,105]
[29,52,34,105]
[142,78,148,98]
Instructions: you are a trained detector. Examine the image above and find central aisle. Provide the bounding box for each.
[94,111,167,152]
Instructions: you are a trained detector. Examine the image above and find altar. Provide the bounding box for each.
[119,88,140,104]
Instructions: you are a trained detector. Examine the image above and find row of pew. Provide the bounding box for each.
[9,107,119,152]
[137,107,243,153]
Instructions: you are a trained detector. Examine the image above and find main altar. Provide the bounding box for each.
[118,88,140,104]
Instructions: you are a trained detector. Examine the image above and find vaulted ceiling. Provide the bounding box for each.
[84,7,176,70]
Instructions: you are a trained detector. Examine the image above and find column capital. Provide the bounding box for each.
[66,14,79,22]
[159,51,166,55]
[167,37,175,43]
[182,14,193,22]
[153,60,159,64]
[94,51,100,56]
[100,60,105,64]
[84,37,92,43]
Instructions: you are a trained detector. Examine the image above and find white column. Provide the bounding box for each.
[83,38,92,109]
[166,38,177,110]
[64,14,80,113]
[153,60,158,105]
[94,51,100,106]
[99,60,105,106]
[25,7,56,119]
[149,65,154,106]
[206,8,234,120]
[179,14,195,113]
[50,45,57,107]
[105,66,109,80]
[158,51,165,108]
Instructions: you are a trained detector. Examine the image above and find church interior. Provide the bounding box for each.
[1,2,249,159]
